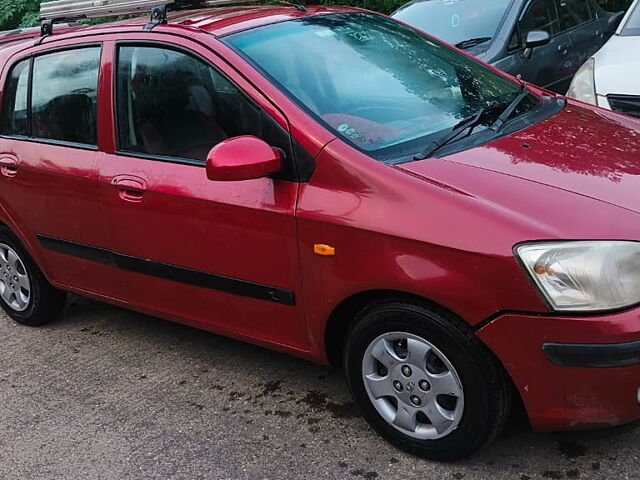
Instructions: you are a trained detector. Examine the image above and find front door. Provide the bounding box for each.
[97,39,307,350]
[498,0,574,92]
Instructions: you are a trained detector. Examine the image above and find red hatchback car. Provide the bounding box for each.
[0,3,639,461]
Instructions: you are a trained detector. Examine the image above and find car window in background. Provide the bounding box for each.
[520,0,560,43]
[226,14,534,159]
[556,0,593,31]
[31,47,101,145]
[391,0,510,47]
[0,59,30,136]
[621,1,640,35]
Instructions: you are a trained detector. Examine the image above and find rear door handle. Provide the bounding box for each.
[111,174,147,202]
[0,157,18,178]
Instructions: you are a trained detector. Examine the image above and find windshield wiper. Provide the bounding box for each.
[413,85,534,161]
[489,86,531,132]
[455,37,492,49]
[414,103,507,160]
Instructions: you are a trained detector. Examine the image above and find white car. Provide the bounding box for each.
[568,0,640,118]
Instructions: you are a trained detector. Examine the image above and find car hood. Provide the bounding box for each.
[594,35,640,96]
[398,102,640,213]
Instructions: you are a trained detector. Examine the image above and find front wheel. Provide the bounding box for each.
[344,301,510,461]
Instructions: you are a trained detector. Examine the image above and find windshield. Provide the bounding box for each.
[621,1,640,36]
[391,0,511,47]
[225,13,531,159]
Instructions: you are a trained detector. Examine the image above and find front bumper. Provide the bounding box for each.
[477,308,640,431]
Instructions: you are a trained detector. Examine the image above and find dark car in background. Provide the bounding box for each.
[392,0,625,93]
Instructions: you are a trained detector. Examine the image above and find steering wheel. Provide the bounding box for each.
[71,87,93,95]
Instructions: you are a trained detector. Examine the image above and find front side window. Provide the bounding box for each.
[31,47,100,145]
[1,59,30,136]
[226,14,531,159]
[116,46,265,162]
[520,0,560,41]
[556,0,593,30]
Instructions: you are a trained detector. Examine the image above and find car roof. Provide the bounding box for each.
[115,5,362,36]
[0,5,369,60]
[0,5,364,47]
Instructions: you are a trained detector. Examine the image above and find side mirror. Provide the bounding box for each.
[206,136,282,182]
[607,11,625,34]
[523,30,551,59]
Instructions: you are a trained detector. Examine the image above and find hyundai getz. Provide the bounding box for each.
[0,3,639,461]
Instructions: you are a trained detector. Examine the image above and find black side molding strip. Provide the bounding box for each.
[37,235,295,306]
[543,341,640,368]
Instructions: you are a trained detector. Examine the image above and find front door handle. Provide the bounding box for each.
[0,157,18,178]
[111,174,147,203]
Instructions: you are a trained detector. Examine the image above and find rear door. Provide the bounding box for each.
[0,42,121,297]
[556,0,608,74]
[97,36,307,350]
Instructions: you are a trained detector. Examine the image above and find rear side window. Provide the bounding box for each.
[1,59,30,136]
[31,47,100,145]
[556,0,593,30]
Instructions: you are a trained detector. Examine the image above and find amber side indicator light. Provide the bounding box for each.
[314,244,336,256]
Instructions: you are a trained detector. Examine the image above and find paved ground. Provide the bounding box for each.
[0,296,638,480]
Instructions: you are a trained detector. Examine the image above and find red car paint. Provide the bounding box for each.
[0,6,639,432]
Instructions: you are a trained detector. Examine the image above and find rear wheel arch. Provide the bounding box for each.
[0,220,52,282]
[0,223,67,325]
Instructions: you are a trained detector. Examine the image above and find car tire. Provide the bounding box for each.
[0,227,66,326]
[344,299,510,461]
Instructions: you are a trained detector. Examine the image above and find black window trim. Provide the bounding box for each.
[26,56,33,137]
[116,149,204,168]
[0,42,103,152]
[112,40,296,174]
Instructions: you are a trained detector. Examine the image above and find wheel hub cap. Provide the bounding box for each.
[0,243,31,312]
[362,332,464,440]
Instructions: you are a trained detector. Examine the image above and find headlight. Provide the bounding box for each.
[567,58,597,105]
[515,241,640,311]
